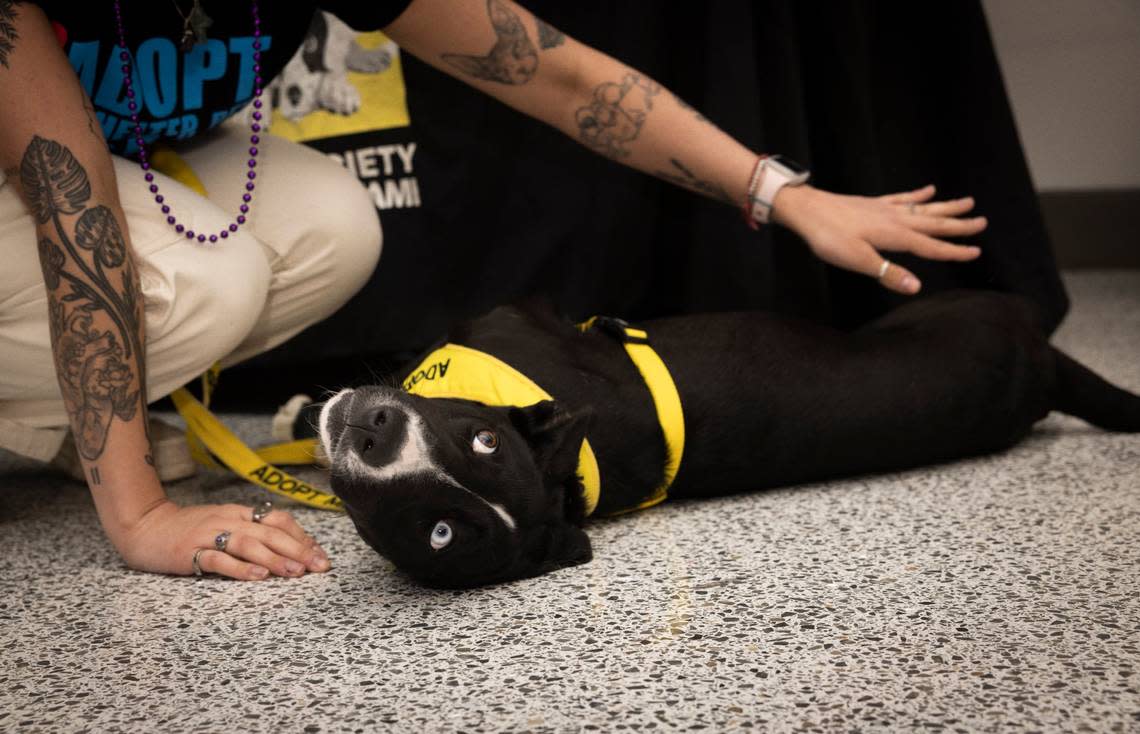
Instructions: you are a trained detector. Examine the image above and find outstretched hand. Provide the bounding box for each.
[771,184,985,294]
[116,499,331,580]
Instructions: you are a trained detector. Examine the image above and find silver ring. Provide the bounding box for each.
[251,501,273,523]
[877,260,891,280]
[214,531,232,552]
[192,548,206,576]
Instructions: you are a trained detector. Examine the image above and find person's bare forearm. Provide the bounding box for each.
[389,0,757,208]
[0,3,164,549]
[17,136,165,540]
[550,46,756,209]
[546,45,755,208]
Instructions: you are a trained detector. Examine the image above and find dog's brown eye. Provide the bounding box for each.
[471,429,498,455]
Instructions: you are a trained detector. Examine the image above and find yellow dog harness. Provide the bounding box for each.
[402,318,686,516]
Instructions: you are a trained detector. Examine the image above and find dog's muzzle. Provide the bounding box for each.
[341,403,409,469]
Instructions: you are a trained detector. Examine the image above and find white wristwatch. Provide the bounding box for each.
[747,155,811,225]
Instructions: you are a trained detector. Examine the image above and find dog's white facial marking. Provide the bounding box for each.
[338,399,517,533]
[342,407,459,488]
[319,389,354,455]
[488,503,517,531]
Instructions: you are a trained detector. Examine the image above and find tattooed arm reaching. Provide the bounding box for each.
[0,3,327,580]
[387,0,986,294]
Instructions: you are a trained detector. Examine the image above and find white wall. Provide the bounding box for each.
[983,0,1140,191]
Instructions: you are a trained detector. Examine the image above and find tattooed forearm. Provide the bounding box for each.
[442,0,537,85]
[575,72,660,159]
[655,158,735,206]
[23,135,146,462]
[534,18,564,50]
[0,0,21,69]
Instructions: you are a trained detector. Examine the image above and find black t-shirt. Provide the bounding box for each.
[32,1,414,155]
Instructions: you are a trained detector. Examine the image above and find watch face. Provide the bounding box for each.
[771,155,809,176]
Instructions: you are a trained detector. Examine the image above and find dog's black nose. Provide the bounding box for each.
[286,84,303,106]
[346,406,408,468]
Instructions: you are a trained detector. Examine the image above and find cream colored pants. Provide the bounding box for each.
[0,126,382,461]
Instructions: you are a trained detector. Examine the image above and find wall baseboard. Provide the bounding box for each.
[1040,189,1140,269]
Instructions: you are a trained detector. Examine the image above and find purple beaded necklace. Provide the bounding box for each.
[112,0,264,244]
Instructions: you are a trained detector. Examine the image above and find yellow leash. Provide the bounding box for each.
[170,366,342,511]
[151,146,342,511]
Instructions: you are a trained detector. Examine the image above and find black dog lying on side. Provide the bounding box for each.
[316,292,1140,588]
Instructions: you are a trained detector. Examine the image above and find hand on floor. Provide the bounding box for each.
[117,500,331,580]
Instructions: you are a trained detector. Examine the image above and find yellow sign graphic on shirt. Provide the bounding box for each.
[266,26,411,143]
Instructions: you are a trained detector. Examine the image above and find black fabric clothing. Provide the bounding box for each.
[240,0,1067,385]
[31,1,412,155]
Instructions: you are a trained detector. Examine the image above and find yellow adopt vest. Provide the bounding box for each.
[402,319,685,517]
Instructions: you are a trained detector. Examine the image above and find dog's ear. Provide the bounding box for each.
[508,401,591,483]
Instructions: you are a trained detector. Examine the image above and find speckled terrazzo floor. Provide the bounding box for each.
[2,271,1139,733]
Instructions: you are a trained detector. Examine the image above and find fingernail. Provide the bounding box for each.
[901,276,920,293]
[313,546,328,560]
[308,552,330,571]
[285,560,304,575]
[251,566,269,579]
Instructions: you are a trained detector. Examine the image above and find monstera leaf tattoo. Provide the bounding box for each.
[441,0,537,85]
[19,136,92,223]
[76,205,128,268]
[22,135,146,462]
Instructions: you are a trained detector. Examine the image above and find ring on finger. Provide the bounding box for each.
[192,548,206,576]
[877,260,891,280]
[251,501,273,524]
[214,530,232,552]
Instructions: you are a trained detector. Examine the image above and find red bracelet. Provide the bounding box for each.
[741,154,769,231]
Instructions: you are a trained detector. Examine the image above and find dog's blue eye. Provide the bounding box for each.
[471,429,498,455]
[430,521,453,550]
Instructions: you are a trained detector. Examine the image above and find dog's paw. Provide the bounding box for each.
[272,394,314,442]
[318,74,361,116]
[346,40,396,74]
